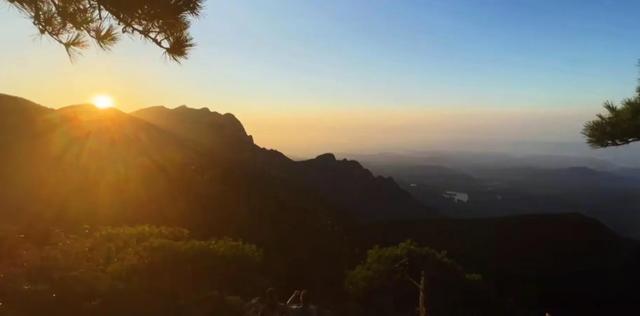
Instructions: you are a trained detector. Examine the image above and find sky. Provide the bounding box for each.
[1,0,640,156]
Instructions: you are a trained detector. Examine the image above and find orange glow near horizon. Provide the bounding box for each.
[92,95,115,109]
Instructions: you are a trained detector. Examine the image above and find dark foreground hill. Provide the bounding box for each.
[356,214,640,315]
[1,93,639,314]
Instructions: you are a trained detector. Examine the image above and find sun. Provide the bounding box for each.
[92,95,115,109]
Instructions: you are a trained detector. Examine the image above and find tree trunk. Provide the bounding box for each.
[418,270,426,316]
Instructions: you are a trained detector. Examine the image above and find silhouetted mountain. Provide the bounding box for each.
[0,94,53,147]
[0,94,432,227]
[132,104,432,221]
[2,94,639,313]
[0,100,202,227]
[133,105,254,151]
[0,94,438,299]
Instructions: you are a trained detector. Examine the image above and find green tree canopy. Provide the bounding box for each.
[346,240,479,297]
[345,240,486,315]
[583,82,640,148]
[0,225,263,315]
[5,0,204,61]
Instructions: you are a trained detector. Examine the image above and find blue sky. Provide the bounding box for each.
[187,0,640,108]
[1,0,639,154]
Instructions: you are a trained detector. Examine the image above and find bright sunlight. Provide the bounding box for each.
[92,95,115,109]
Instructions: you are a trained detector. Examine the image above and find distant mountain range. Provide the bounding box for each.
[343,152,640,239]
[339,151,627,171]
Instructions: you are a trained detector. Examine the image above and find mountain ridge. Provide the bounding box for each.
[0,93,435,230]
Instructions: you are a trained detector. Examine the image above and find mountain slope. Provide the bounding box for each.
[0,94,436,295]
[132,104,433,221]
[1,94,639,312]
[133,105,254,149]
[0,99,203,226]
[0,94,434,237]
